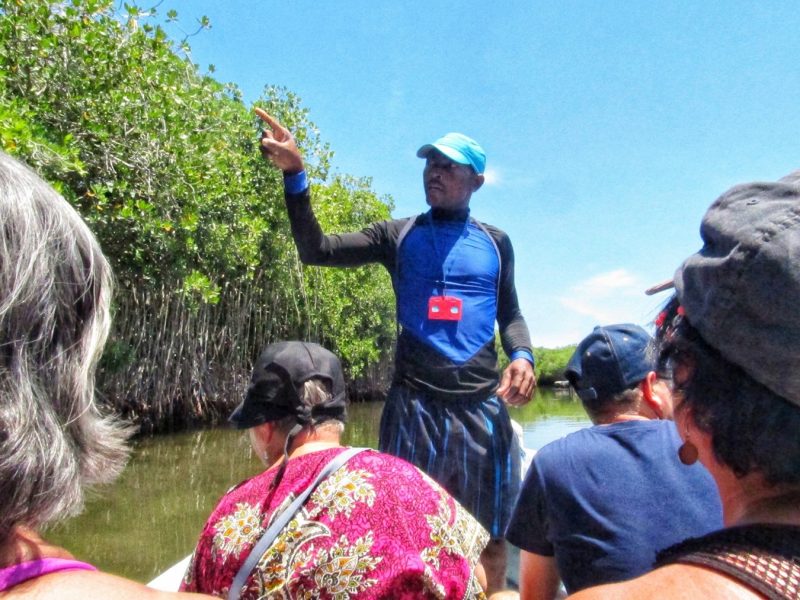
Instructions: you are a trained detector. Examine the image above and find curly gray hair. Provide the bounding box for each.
[0,151,131,546]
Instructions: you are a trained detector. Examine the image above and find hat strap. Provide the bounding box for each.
[269,422,304,491]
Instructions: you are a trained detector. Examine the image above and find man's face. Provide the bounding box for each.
[423,151,484,210]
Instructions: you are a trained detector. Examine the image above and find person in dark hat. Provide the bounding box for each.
[255,110,535,592]
[506,324,721,598]
[571,171,800,600]
[181,341,489,599]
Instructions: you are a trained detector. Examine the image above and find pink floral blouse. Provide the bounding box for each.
[181,447,488,599]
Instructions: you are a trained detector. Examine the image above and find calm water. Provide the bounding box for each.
[47,388,589,582]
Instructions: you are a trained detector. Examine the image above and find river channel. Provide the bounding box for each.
[47,388,589,583]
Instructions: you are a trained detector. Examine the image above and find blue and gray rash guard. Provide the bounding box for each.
[283,171,533,402]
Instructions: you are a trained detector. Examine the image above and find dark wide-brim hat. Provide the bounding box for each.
[229,341,347,429]
[676,170,800,406]
[650,169,800,407]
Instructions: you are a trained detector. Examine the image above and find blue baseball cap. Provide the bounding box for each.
[566,324,654,402]
[417,132,486,174]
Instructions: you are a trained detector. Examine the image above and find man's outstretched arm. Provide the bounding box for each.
[255,109,391,267]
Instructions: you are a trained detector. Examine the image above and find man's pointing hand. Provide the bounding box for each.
[255,108,305,174]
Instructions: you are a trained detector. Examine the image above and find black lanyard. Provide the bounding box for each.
[427,212,470,296]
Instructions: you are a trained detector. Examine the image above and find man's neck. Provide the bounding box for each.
[430,206,470,221]
[593,413,650,426]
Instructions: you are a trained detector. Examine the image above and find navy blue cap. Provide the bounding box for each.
[566,324,654,402]
[229,341,347,429]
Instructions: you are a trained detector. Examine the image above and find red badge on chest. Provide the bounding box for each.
[428,295,463,321]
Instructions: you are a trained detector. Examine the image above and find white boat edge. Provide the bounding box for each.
[512,419,536,479]
[147,554,191,591]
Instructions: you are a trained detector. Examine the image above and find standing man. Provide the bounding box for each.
[506,324,722,598]
[256,108,536,592]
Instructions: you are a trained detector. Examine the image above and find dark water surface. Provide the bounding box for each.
[47,388,589,582]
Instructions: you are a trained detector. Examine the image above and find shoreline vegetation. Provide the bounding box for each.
[0,1,575,433]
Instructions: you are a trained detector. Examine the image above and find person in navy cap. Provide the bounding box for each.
[256,109,535,592]
[506,324,721,598]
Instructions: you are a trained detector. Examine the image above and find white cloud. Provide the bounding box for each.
[571,269,639,298]
[482,166,500,186]
[555,269,662,333]
[534,329,589,349]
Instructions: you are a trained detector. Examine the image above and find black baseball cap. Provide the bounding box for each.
[229,341,347,429]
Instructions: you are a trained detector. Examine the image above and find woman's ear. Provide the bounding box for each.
[249,422,276,466]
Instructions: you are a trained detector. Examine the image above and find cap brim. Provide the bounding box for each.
[645,279,675,296]
[228,400,259,429]
[228,398,278,430]
[416,143,434,158]
[416,143,470,166]
[228,401,248,429]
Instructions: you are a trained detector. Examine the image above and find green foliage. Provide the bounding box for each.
[496,338,576,385]
[0,0,260,288]
[305,176,395,377]
[533,345,577,385]
[0,0,397,429]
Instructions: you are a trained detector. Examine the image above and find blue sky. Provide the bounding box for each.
[161,1,799,347]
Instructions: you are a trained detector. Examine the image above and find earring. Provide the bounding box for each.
[678,437,699,465]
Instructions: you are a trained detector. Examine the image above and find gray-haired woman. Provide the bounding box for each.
[0,151,213,598]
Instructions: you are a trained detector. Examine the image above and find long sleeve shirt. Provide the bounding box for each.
[284,172,533,402]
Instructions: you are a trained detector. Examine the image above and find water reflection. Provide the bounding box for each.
[510,388,589,450]
[47,388,588,582]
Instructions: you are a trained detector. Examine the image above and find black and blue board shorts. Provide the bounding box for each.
[378,383,521,538]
